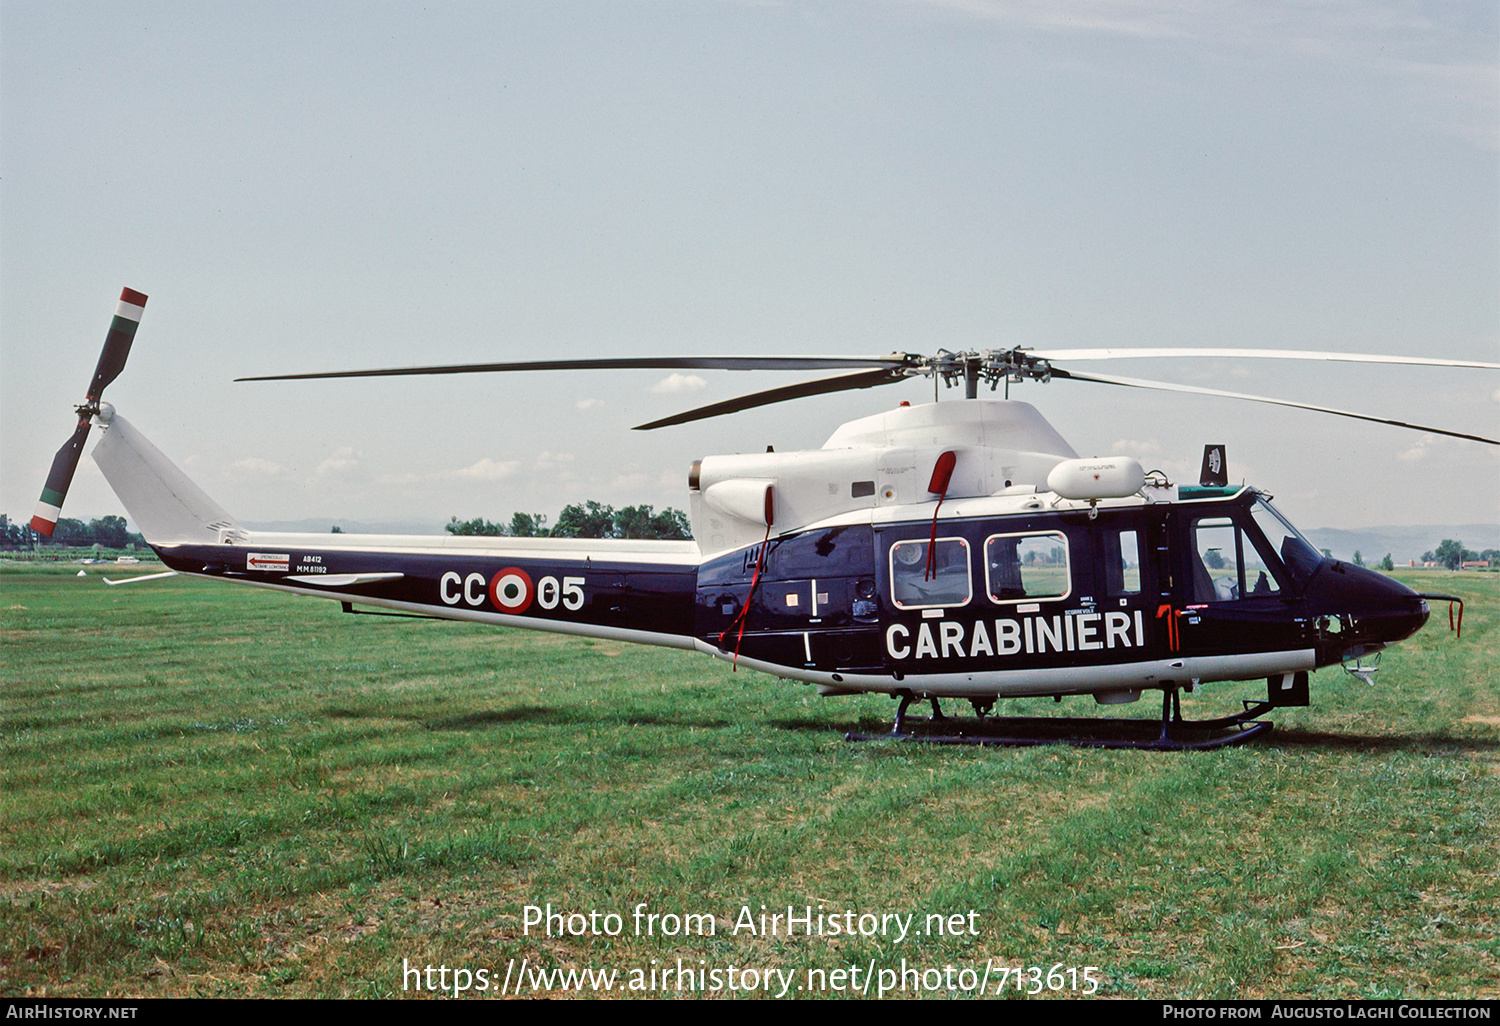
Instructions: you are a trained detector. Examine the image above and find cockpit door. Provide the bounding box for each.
[1175,509,1301,656]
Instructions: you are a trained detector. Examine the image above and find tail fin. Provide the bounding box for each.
[91,410,244,546]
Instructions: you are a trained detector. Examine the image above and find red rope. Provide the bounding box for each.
[1450,599,1464,639]
[925,492,948,581]
[719,522,772,670]
[923,451,956,581]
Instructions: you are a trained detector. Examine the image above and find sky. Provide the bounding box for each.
[2,0,1497,534]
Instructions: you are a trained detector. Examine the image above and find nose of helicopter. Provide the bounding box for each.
[1305,560,1430,654]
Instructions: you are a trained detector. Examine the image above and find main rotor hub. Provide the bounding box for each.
[913,349,1054,392]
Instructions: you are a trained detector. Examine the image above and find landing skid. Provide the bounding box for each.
[846,688,1275,751]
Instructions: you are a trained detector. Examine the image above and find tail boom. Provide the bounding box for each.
[153,534,701,646]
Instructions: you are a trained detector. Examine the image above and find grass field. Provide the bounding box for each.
[2,562,1496,999]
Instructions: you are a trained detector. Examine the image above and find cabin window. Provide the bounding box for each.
[1104,529,1141,596]
[1190,516,1283,602]
[889,537,972,609]
[984,531,1071,604]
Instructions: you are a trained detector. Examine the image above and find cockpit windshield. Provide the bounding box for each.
[1250,495,1323,584]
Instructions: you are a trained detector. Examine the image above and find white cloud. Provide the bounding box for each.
[230,456,284,476]
[575,398,605,411]
[649,373,708,395]
[316,446,364,479]
[610,472,651,491]
[453,458,521,481]
[1110,438,1162,456]
[1396,435,1434,463]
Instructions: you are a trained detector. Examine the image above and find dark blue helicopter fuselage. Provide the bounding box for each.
[151,489,1429,703]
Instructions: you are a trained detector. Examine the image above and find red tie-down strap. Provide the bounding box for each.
[925,451,957,582]
[718,484,776,670]
[719,522,772,670]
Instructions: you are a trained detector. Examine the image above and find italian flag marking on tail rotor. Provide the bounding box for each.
[116,287,148,321]
[30,493,64,535]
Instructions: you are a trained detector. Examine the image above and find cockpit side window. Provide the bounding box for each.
[1191,518,1240,602]
[1190,513,1285,603]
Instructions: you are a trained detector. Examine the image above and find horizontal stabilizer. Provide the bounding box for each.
[102,570,180,586]
[280,572,405,587]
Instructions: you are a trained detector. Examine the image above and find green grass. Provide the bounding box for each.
[1,563,1496,999]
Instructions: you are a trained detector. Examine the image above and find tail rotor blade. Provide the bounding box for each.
[32,418,94,535]
[32,287,148,537]
[87,287,148,399]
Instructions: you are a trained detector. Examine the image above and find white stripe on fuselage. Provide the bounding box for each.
[697,642,1318,698]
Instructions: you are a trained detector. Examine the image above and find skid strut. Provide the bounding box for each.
[850,686,1275,751]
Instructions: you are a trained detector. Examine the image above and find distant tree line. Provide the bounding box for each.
[0,514,147,550]
[446,502,691,540]
[1419,540,1499,571]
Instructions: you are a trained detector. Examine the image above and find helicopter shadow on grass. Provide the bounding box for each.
[769,714,894,735]
[767,714,1500,756]
[1261,727,1500,757]
[421,706,735,731]
[336,703,1499,753]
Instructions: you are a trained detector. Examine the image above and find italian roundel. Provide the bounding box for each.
[489,567,534,613]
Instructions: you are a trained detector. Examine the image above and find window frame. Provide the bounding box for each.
[982,530,1073,606]
[1188,512,1289,603]
[888,536,973,611]
[1101,526,1143,598]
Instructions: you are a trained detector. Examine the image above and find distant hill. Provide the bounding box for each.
[1302,524,1499,566]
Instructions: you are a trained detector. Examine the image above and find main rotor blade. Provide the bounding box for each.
[1051,368,1499,445]
[237,355,911,382]
[633,367,911,430]
[88,288,149,399]
[32,418,94,535]
[1032,347,1500,370]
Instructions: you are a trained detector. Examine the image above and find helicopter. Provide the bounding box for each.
[32,289,1498,750]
